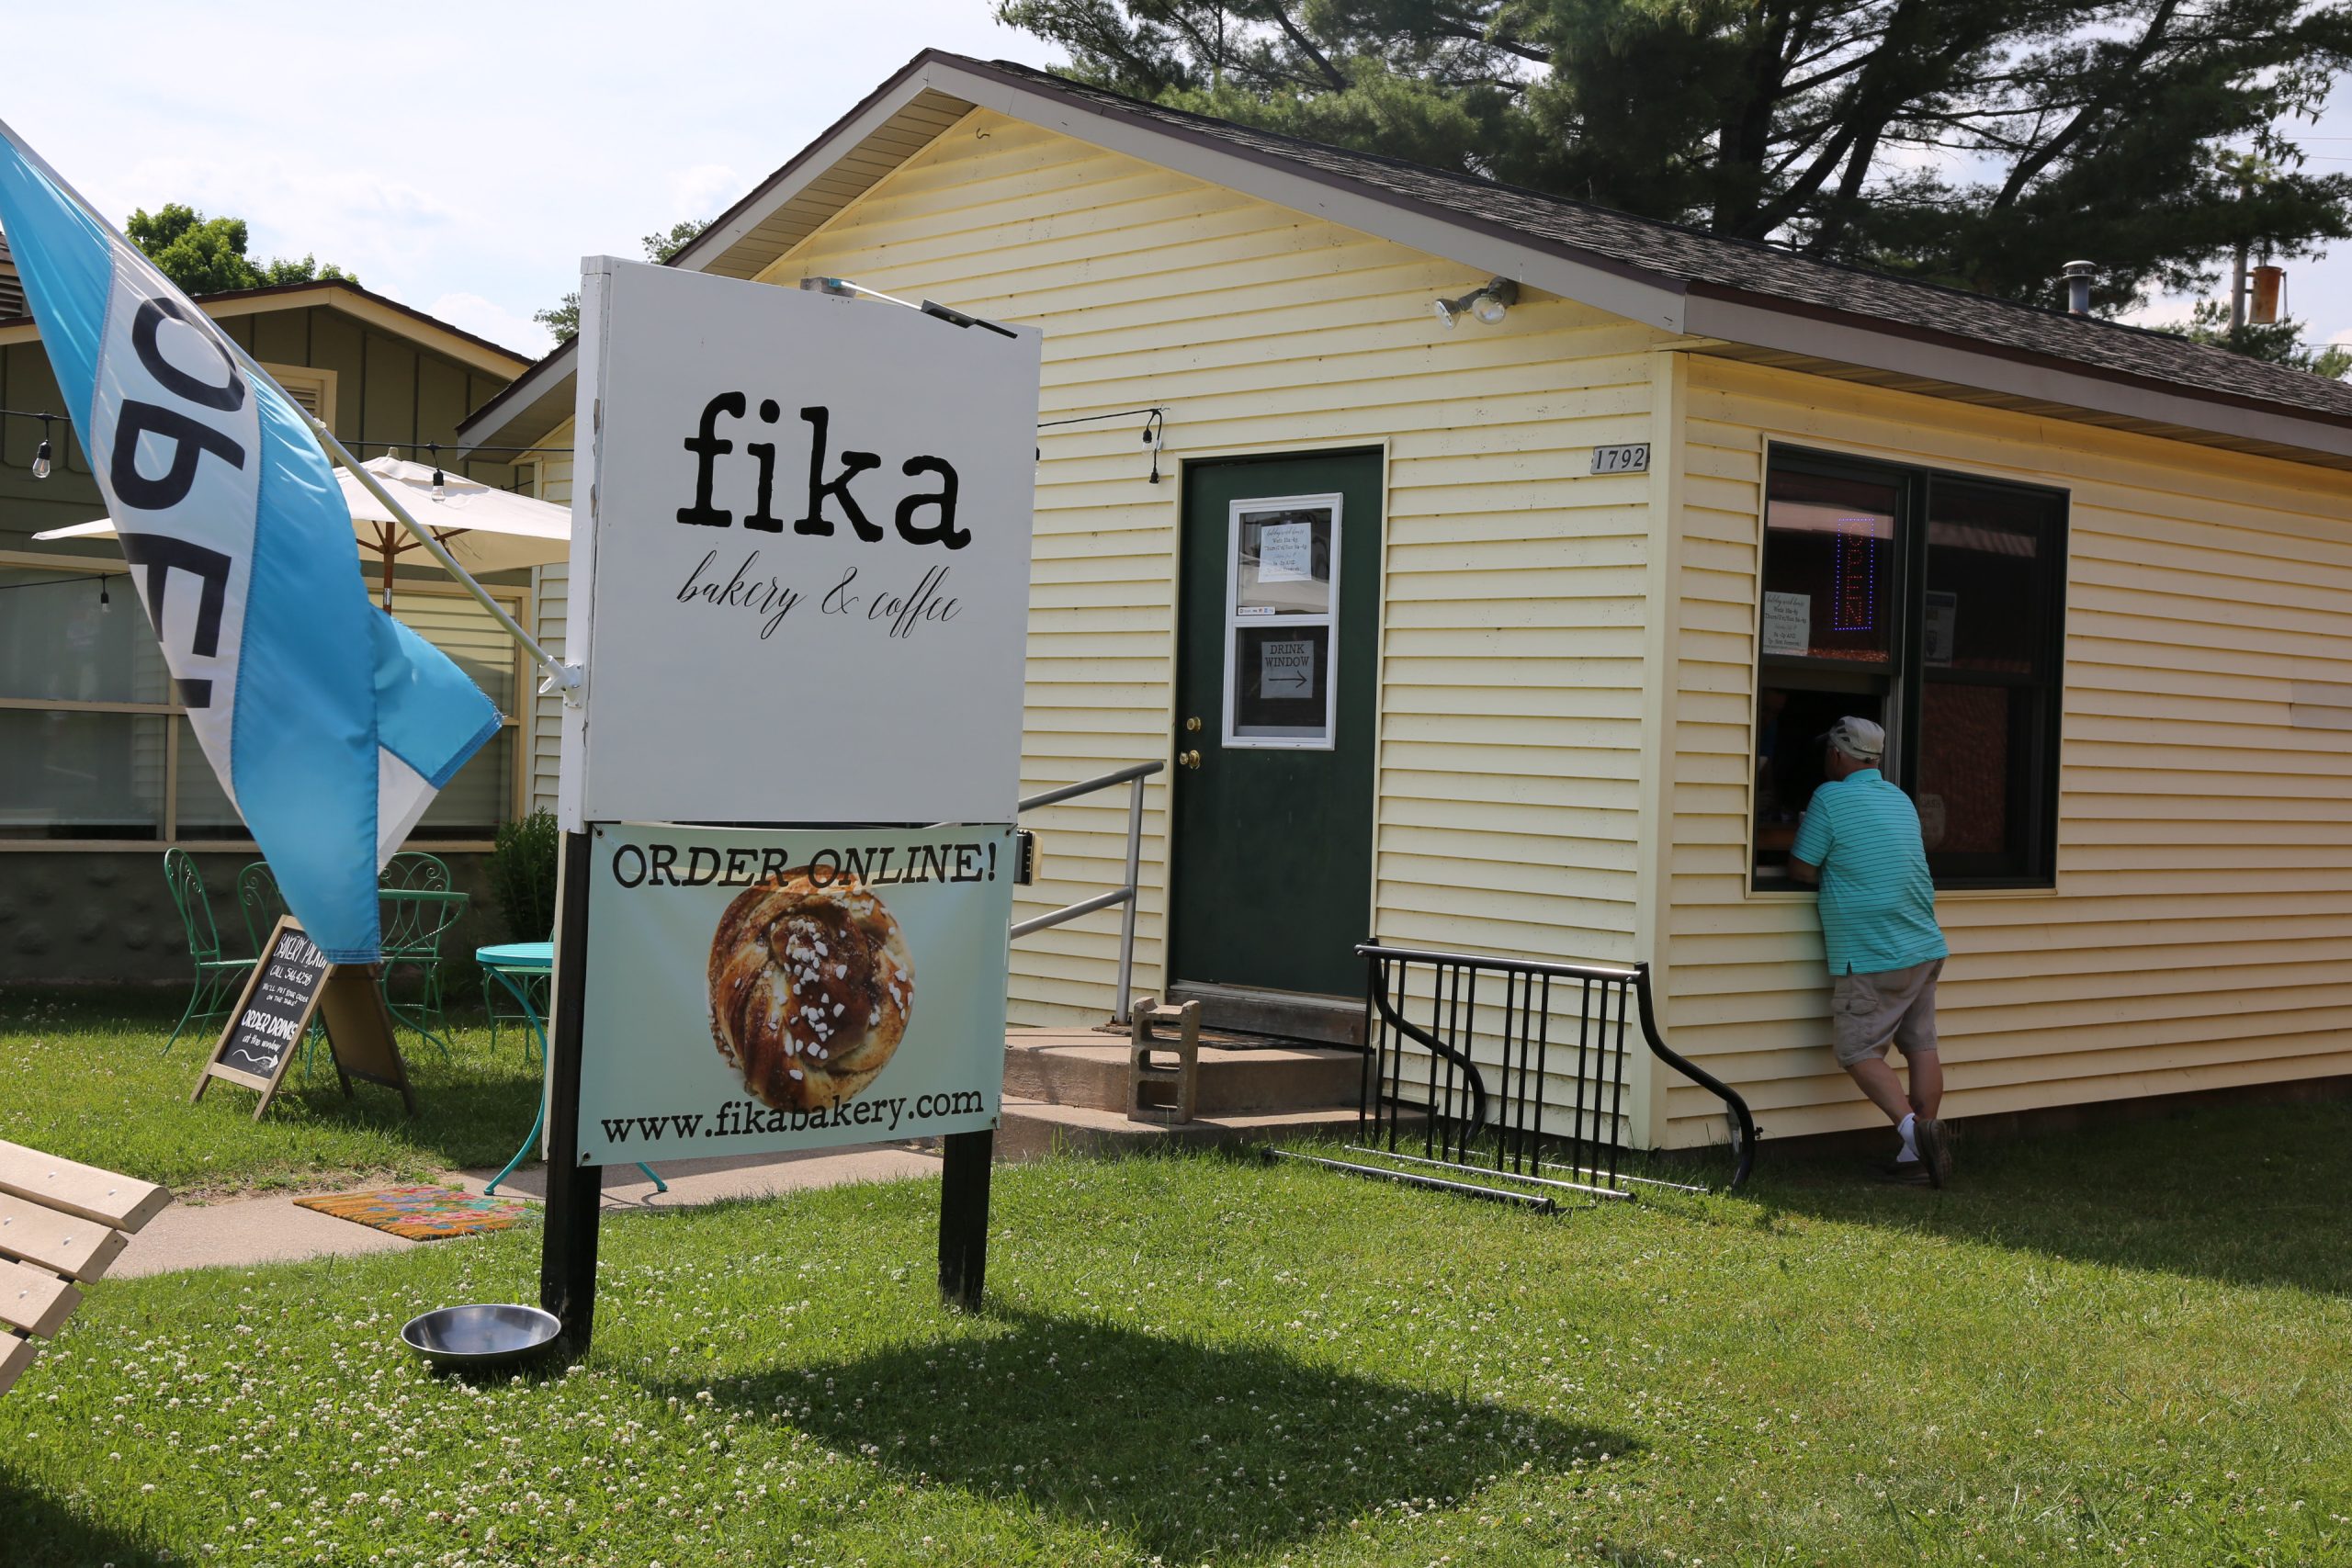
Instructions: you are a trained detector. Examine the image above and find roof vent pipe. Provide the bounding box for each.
[2062,260,2096,317]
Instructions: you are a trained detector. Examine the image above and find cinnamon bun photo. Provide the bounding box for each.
[707,870,913,1112]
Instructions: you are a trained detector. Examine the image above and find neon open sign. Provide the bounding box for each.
[1831,516,1877,633]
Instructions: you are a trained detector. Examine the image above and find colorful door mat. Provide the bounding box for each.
[293,1186,527,1241]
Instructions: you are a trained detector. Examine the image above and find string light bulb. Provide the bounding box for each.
[31,415,52,480]
[429,442,446,502]
[98,576,109,612]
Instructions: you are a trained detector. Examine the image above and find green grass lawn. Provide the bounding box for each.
[3,1096,2348,1566]
[0,989,543,1197]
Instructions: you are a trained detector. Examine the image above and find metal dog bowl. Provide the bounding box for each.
[401,1303,561,1370]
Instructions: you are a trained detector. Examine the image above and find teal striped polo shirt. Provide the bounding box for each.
[1791,767,1949,977]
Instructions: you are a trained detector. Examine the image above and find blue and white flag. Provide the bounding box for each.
[0,124,500,963]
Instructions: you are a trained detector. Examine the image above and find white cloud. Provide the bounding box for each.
[668,164,744,225]
[424,292,555,359]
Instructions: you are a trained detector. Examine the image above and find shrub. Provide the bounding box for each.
[487,808,560,942]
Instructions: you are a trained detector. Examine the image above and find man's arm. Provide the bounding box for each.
[1788,802,1828,886]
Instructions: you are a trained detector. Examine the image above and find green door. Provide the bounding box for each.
[1170,450,1381,1000]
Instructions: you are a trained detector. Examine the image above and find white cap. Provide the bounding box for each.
[1826,716,1884,761]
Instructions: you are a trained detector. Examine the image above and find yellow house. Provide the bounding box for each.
[458,51,2352,1153]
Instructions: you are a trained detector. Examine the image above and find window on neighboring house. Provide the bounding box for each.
[0,558,521,847]
[1750,446,2067,889]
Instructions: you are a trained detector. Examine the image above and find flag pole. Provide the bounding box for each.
[304,417,581,694]
[0,113,580,696]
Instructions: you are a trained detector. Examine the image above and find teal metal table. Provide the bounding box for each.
[478,942,665,1198]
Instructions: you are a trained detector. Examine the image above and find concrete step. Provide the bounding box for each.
[1003,1029,1363,1116]
[995,1096,1374,1163]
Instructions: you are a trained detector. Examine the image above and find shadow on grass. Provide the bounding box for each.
[1749,1097,2352,1299]
[653,1304,1634,1563]
[0,1462,168,1568]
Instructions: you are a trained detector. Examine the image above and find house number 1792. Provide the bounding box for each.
[1590,443,1651,474]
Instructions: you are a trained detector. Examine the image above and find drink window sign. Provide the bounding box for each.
[1224,493,1340,748]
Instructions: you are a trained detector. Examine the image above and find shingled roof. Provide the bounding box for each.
[463,49,2352,465]
[969,57,2352,426]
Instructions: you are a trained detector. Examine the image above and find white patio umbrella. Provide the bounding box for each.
[34,456,571,609]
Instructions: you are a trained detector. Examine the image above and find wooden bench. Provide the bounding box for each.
[0,1139,172,1395]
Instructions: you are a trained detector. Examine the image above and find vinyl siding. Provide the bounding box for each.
[755,109,1672,1026]
[1655,354,2352,1146]
[526,447,575,818]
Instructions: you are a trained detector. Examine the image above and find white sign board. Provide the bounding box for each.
[1762,591,1812,656]
[563,259,1043,828]
[1260,637,1315,695]
[576,823,1012,1165]
[1258,521,1313,583]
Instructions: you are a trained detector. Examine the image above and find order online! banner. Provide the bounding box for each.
[575,822,1014,1166]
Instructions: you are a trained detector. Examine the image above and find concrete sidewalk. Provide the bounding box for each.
[112,1145,942,1279]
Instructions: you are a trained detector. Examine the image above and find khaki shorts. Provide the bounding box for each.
[1831,959,1942,1067]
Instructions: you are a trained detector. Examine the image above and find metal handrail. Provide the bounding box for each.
[1009,761,1163,1024]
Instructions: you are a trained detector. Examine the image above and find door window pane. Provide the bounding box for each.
[1226,494,1340,749]
[1761,468,1897,663]
[1231,626,1330,741]
[0,710,165,838]
[1235,505,1333,615]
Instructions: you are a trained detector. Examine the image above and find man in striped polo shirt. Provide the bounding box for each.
[1789,716,1953,1187]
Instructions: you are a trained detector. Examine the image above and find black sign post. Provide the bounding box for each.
[540,828,603,1352]
[937,1127,993,1310]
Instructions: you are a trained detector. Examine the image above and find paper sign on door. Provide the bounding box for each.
[1258,522,1313,583]
[1261,637,1315,695]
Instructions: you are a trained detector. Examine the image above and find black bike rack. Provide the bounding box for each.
[1278,942,1757,1203]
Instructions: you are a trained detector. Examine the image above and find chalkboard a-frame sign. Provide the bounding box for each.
[192,917,417,1120]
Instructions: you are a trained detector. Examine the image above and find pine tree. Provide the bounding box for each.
[997,1,2352,315]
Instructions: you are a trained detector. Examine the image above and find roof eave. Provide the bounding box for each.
[453,337,578,456]
[458,48,2352,469]
[1682,285,2352,461]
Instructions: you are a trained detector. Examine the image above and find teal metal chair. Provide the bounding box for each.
[163,848,253,1053]
[235,860,327,1076]
[379,852,459,1054]
[379,886,468,1059]
[234,860,290,957]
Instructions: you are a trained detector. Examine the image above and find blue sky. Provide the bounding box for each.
[15,2,2348,365]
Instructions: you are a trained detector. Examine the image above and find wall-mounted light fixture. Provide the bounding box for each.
[1432,276,1519,329]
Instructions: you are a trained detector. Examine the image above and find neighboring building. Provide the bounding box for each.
[1,264,537,982]
[459,51,2352,1150]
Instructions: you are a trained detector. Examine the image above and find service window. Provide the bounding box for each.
[1224,493,1340,748]
[1751,446,2065,888]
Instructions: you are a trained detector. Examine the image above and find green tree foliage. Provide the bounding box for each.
[2168,299,2352,379]
[125,203,357,295]
[997,1,2352,316]
[643,218,711,263]
[535,219,715,344]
